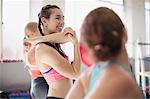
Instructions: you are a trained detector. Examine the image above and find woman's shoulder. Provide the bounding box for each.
[99,65,138,95]
[35,43,49,49]
[35,43,55,53]
[86,67,142,98]
[105,64,136,84]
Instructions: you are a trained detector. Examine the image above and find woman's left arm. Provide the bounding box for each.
[64,28,81,76]
[66,73,87,99]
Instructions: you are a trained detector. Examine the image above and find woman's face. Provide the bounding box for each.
[26,30,40,38]
[45,8,64,34]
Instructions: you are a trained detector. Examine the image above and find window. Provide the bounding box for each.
[0,0,29,60]
[100,0,123,5]
[145,0,150,55]
[65,0,124,60]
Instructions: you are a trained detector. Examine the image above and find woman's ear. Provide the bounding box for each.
[41,17,48,28]
[122,29,128,44]
[80,42,94,67]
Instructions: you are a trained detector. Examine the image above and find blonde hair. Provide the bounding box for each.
[24,22,38,38]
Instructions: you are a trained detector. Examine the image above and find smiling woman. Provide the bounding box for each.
[24,4,81,99]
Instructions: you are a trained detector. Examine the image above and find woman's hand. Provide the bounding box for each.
[63,27,78,44]
[24,38,38,47]
[23,41,32,52]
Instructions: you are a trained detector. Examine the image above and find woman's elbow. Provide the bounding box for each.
[72,71,81,80]
[64,72,80,80]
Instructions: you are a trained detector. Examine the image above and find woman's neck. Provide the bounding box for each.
[44,30,54,35]
[96,46,129,67]
[114,46,130,71]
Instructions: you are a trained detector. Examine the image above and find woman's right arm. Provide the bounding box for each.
[35,32,81,79]
[24,28,74,45]
[35,28,81,79]
[35,43,80,79]
[65,72,87,99]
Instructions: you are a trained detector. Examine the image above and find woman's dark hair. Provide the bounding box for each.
[38,4,60,36]
[38,4,66,58]
[81,7,125,61]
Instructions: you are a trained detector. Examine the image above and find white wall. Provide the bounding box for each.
[29,0,65,22]
[125,0,145,57]
[29,0,43,21]
[43,0,65,13]
[2,0,30,60]
[0,0,2,59]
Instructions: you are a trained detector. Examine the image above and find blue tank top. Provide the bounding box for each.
[88,60,129,92]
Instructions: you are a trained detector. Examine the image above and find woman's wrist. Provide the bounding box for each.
[73,40,78,46]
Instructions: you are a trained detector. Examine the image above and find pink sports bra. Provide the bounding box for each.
[42,66,64,83]
[36,42,69,83]
[28,67,42,79]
